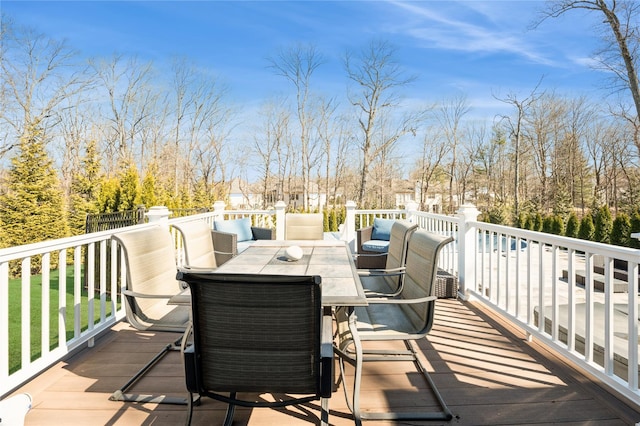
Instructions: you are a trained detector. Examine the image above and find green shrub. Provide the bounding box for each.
[523,214,534,230]
[565,213,579,238]
[611,213,631,247]
[533,213,543,232]
[542,214,564,235]
[594,205,612,243]
[578,214,595,241]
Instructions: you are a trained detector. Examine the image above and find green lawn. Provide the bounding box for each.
[7,265,120,374]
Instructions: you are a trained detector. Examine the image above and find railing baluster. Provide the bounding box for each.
[74,246,82,340]
[567,248,576,353]
[628,261,639,391]
[100,240,107,323]
[21,258,31,370]
[551,245,559,343]
[87,243,95,345]
[41,253,50,358]
[58,250,67,353]
[604,256,614,375]
[538,241,544,334]
[0,262,8,380]
[585,253,594,364]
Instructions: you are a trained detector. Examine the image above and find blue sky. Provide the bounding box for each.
[3,1,607,123]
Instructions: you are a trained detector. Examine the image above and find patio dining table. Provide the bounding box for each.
[173,239,368,309]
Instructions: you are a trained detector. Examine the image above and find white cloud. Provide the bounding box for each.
[385,0,557,66]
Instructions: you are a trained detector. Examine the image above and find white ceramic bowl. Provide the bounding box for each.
[284,245,304,261]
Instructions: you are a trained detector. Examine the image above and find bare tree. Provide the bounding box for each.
[411,124,450,211]
[538,1,640,154]
[436,95,470,213]
[330,117,355,208]
[253,98,292,207]
[344,39,425,207]
[268,44,325,210]
[314,96,340,210]
[90,54,155,172]
[495,81,544,219]
[456,123,486,206]
[474,125,510,213]
[0,17,91,159]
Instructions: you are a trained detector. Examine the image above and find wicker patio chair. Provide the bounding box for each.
[211,218,275,265]
[109,225,190,404]
[355,218,395,269]
[356,220,418,296]
[334,229,454,424]
[177,271,333,426]
[285,213,324,240]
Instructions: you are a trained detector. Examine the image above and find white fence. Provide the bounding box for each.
[1,202,639,410]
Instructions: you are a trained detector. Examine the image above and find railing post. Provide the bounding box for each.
[275,201,287,240]
[145,206,170,226]
[135,205,146,224]
[456,204,480,299]
[344,200,357,251]
[405,201,419,222]
[212,201,226,221]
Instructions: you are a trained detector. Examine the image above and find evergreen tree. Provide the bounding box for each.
[0,127,69,257]
[611,213,631,247]
[329,209,338,232]
[98,177,120,213]
[594,205,613,244]
[551,215,564,235]
[516,212,527,229]
[140,162,160,208]
[552,186,572,220]
[533,212,543,232]
[117,162,141,211]
[578,214,595,241]
[68,139,101,235]
[524,214,534,230]
[565,212,580,239]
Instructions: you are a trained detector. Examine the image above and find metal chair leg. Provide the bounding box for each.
[110,336,189,405]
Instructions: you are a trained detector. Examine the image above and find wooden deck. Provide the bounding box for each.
[10,298,640,425]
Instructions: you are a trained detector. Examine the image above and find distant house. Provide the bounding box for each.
[396,180,442,212]
[240,177,443,212]
[225,178,262,209]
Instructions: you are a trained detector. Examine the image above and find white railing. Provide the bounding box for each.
[464,217,640,408]
[1,202,639,411]
[0,206,275,398]
[0,228,128,396]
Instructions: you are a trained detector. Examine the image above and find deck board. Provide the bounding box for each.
[10,299,640,425]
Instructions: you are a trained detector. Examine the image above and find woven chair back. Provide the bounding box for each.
[186,273,323,394]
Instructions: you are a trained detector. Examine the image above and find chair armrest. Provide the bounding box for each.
[320,312,334,397]
[366,295,437,304]
[211,230,236,265]
[122,289,177,299]
[178,266,218,273]
[183,344,198,392]
[356,226,374,251]
[357,266,405,277]
[252,226,275,240]
[353,252,387,258]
